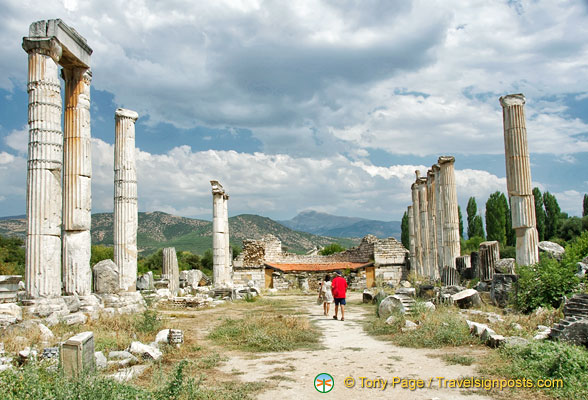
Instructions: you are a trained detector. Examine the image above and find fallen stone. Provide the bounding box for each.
[480,327,497,342]
[109,365,149,382]
[495,258,515,274]
[404,320,418,329]
[108,350,136,361]
[136,272,154,291]
[385,315,398,325]
[511,323,523,331]
[95,351,107,370]
[538,241,565,260]
[577,262,587,278]
[487,334,505,348]
[395,287,416,297]
[373,290,388,305]
[533,330,551,340]
[128,341,162,361]
[503,336,529,347]
[179,269,204,288]
[92,260,120,294]
[155,329,171,344]
[61,312,88,326]
[379,295,413,318]
[0,303,22,322]
[362,290,374,304]
[62,295,81,313]
[424,301,436,311]
[400,280,412,288]
[156,289,172,298]
[490,274,518,308]
[474,281,489,292]
[452,289,482,309]
[0,364,13,372]
[549,317,588,347]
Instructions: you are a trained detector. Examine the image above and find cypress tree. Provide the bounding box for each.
[543,191,561,240]
[401,211,409,249]
[466,197,477,239]
[502,193,515,246]
[583,194,588,217]
[458,205,464,239]
[533,187,546,241]
[485,191,507,245]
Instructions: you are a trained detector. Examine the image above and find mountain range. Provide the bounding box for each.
[278,210,401,238]
[0,212,358,256]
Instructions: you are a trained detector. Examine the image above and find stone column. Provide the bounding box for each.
[211,181,226,287]
[223,194,232,285]
[417,176,430,278]
[500,94,539,266]
[162,247,179,296]
[426,169,439,279]
[411,179,422,276]
[407,205,416,272]
[114,108,139,291]
[433,164,444,270]
[62,68,92,296]
[438,156,460,270]
[479,241,500,282]
[22,37,63,298]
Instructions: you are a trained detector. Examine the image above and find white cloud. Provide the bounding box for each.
[4,127,28,154]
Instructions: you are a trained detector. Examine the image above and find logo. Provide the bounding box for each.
[314,373,334,393]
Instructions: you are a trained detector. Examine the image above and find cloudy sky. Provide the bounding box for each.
[1,0,587,223]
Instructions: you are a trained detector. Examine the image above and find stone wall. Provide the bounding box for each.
[233,267,265,288]
[375,265,405,285]
[374,237,408,265]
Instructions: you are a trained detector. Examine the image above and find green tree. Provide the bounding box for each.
[466,197,485,239]
[401,211,409,249]
[558,217,583,242]
[485,191,507,245]
[458,206,464,239]
[0,234,25,275]
[533,187,546,241]
[319,243,346,255]
[503,195,515,246]
[543,191,562,240]
[583,194,588,217]
[201,249,213,272]
[90,245,114,267]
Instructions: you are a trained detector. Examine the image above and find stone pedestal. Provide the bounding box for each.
[114,108,139,291]
[500,94,539,266]
[479,241,500,282]
[438,156,460,270]
[162,247,179,296]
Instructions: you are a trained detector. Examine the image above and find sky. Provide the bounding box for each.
[1,0,587,223]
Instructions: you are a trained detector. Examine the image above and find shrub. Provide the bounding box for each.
[514,257,579,313]
[561,230,588,268]
[90,245,114,267]
[319,243,346,255]
[134,309,162,334]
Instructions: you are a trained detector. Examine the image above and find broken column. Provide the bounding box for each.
[114,108,139,291]
[410,180,423,276]
[479,241,500,282]
[211,181,229,287]
[22,32,64,298]
[417,176,431,278]
[438,156,460,270]
[162,248,179,296]
[62,68,92,296]
[223,193,232,283]
[500,94,539,266]
[407,206,416,271]
[426,169,439,279]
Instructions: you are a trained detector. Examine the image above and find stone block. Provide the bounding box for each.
[137,271,154,291]
[109,365,149,382]
[62,295,81,313]
[495,258,515,274]
[0,275,22,303]
[179,269,204,288]
[62,312,88,326]
[378,295,410,318]
[61,331,95,377]
[491,274,518,308]
[95,351,107,370]
[0,303,22,322]
[92,259,120,294]
[538,241,565,260]
[128,341,162,361]
[451,289,482,309]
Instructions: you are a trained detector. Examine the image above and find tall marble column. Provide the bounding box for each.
[426,169,439,279]
[500,94,539,266]
[411,178,422,276]
[438,156,460,270]
[223,194,232,284]
[22,37,63,298]
[162,247,179,296]
[114,108,139,291]
[211,181,227,287]
[407,205,416,272]
[417,176,430,278]
[62,68,92,295]
[433,164,445,271]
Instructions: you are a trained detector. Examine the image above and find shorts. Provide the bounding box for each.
[334,298,346,306]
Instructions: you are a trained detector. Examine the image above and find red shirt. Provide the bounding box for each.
[331,276,347,299]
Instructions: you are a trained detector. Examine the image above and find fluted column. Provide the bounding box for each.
[426,169,439,279]
[62,68,92,295]
[479,241,500,282]
[411,179,422,276]
[500,94,539,266]
[417,176,430,278]
[433,164,444,270]
[407,205,416,272]
[223,194,232,285]
[114,108,139,291]
[162,247,179,295]
[211,181,226,287]
[438,156,460,270]
[22,37,63,298]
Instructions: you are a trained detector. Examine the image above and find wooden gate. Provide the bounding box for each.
[366,267,375,288]
[264,268,273,289]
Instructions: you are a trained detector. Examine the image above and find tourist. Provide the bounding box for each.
[320,275,333,316]
[331,270,348,321]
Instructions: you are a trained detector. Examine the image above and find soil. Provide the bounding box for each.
[214,292,494,400]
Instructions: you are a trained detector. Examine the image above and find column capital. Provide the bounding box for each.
[211,180,225,195]
[61,67,92,84]
[500,93,525,108]
[431,163,440,172]
[438,155,455,165]
[22,37,62,63]
[115,108,139,121]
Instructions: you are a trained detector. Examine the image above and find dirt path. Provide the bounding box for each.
[218,292,494,399]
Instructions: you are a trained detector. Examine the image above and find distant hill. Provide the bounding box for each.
[279,210,401,239]
[0,211,357,256]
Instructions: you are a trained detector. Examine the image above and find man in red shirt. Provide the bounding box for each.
[331,270,348,321]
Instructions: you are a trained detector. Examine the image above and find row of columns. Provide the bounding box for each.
[408,156,460,280]
[211,181,232,287]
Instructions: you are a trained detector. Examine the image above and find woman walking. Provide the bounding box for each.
[319,275,334,316]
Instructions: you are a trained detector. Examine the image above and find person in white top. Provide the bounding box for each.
[318,275,334,316]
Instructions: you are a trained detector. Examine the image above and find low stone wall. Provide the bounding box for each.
[375,265,405,286]
[233,268,265,288]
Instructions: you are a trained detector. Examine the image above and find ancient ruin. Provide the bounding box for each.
[211,181,232,287]
[162,247,180,296]
[500,94,539,266]
[23,19,93,298]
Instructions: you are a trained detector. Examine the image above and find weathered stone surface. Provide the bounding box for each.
[162,248,180,296]
[487,334,505,348]
[378,295,415,318]
[62,295,81,313]
[63,230,92,296]
[424,301,436,311]
[92,260,120,294]
[503,336,529,347]
[128,341,162,361]
[155,329,171,344]
[0,275,21,303]
[362,290,374,304]
[538,241,565,260]
[495,258,515,274]
[95,351,107,370]
[136,272,154,291]
[452,289,482,309]
[108,350,137,361]
[549,317,588,347]
[479,241,499,282]
[110,365,149,382]
[61,331,94,377]
[395,287,416,297]
[62,312,88,326]
[0,303,22,323]
[179,269,204,288]
[576,262,587,278]
[491,274,518,308]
